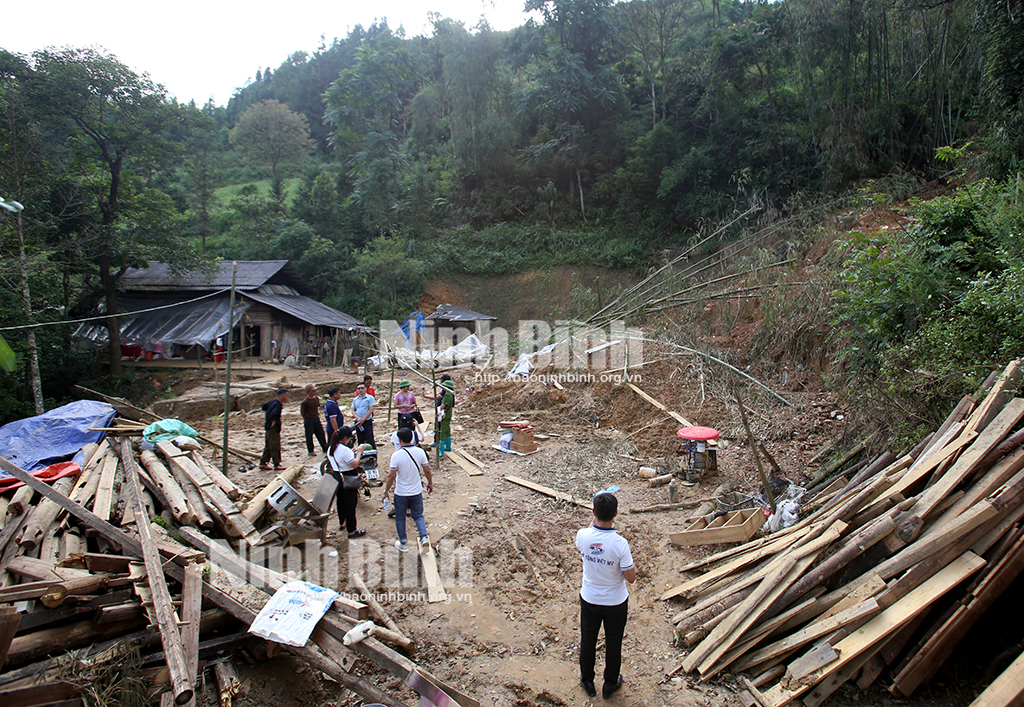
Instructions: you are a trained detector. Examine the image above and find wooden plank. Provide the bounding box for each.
[181,562,203,707]
[92,449,119,521]
[760,552,986,707]
[969,645,1024,707]
[892,528,1024,696]
[457,450,487,470]
[884,431,976,502]
[117,441,193,705]
[735,599,880,672]
[503,476,593,509]
[419,541,447,604]
[445,451,484,477]
[696,552,821,677]
[661,528,810,601]
[934,447,1024,530]
[176,527,369,620]
[965,359,1022,434]
[685,523,844,675]
[907,398,1024,530]
[670,524,843,630]
[626,382,692,427]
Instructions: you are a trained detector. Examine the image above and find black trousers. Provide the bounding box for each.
[334,476,360,534]
[579,596,628,686]
[355,419,376,448]
[303,417,328,454]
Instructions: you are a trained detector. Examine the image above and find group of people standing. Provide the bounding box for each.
[258,374,637,699]
[258,375,453,543]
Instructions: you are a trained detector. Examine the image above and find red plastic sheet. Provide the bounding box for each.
[0,460,81,493]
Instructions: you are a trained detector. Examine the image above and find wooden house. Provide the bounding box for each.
[73,261,370,363]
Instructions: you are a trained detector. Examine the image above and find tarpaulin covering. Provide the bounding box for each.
[72,296,249,352]
[0,399,115,475]
[143,419,199,443]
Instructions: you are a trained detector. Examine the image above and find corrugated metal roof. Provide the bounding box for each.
[242,291,369,331]
[73,296,250,350]
[426,304,497,321]
[118,261,314,296]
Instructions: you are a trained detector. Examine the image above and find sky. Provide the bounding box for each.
[1,0,536,107]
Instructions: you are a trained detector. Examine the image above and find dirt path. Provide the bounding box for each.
[185,356,840,707]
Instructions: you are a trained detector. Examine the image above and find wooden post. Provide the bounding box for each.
[222,261,237,480]
[736,390,775,513]
[117,440,193,705]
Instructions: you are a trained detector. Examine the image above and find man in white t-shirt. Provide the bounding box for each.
[576,492,635,699]
[383,427,433,551]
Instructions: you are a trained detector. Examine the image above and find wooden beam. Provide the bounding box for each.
[626,382,692,427]
[0,453,408,707]
[351,573,414,652]
[503,476,593,509]
[117,440,193,705]
[18,476,76,553]
[157,442,258,544]
[0,607,20,669]
[419,541,447,604]
[241,463,304,523]
[139,450,195,525]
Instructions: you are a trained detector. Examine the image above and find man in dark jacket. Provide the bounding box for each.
[259,388,289,470]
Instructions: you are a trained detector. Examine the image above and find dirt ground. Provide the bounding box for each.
[173,346,873,707]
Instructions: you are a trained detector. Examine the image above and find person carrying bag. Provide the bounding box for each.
[327,426,368,538]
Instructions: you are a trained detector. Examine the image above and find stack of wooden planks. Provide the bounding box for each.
[1,422,477,707]
[663,358,1024,707]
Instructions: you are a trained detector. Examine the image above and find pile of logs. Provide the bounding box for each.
[663,359,1024,707]
[0,421,473,707]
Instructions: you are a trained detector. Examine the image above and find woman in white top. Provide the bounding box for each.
[327,426,367,538]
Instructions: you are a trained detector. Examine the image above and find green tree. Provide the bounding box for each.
[25,46,197,376]
[228,99,314,182]
[353,235,426,322]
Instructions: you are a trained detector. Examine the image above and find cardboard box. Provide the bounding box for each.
[510,440,538,453]
[512,427,535,445]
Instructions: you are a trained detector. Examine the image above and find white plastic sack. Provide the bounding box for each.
[248,581,340,647]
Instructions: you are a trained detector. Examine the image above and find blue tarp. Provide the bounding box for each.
[0,400,116,474]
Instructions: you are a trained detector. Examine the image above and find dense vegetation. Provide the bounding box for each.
[1,0,1023,424]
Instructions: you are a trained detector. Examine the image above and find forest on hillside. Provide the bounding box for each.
[1,0,1023,423]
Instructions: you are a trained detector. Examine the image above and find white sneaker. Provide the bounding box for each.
[419,536,430,548]
[395,540,409,552]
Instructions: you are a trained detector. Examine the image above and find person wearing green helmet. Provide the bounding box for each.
[435,379,455,456]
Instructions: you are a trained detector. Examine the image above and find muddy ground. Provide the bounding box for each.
[176,346,994,707]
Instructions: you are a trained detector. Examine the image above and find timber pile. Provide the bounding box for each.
[1,422,475,706]
[664,359,1024,707]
